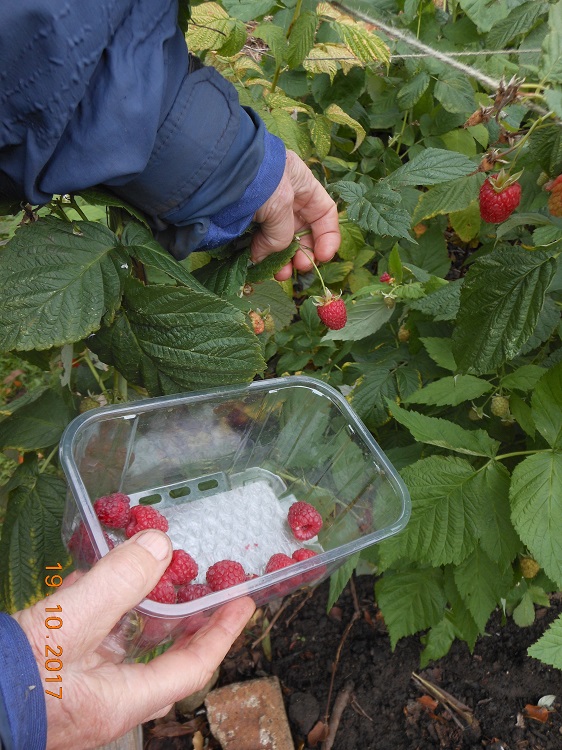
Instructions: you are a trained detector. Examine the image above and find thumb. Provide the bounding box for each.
[57,530,172,659]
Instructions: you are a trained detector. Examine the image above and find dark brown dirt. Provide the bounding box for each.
[143,576,562,750]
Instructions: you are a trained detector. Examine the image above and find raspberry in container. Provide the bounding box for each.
[59,375,410,659]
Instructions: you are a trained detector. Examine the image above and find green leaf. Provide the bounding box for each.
[186,2,233,51]
[487,2,548,48]
[309,114,333,160]
[420,614,458,668]
[78,188,149,226]
[412,174,485,224]
[0,462,69,612]
[327,553,361,611]
[477,462,520,568]
[388,402,500,458]
[376,567,447,649]
[404,375,492,407]
[302,44,339,81]
[397,72,431,110]
[434,73,477,114]
[453,546,514,631]
[322,296,394,341]
[348,366,398,427]
[230,280,297,330]
[458,0,511,34]
[510,451,562,588]
[401,225,451,278]
[333,181,413,240]
[512,590,537,627]
[510,393,536,439]
[408,280,462,321]
[0,217,127,351]
[386,149,476,189]
[531,363,562,448]
[89,279,264,395]
[501,364,547,392]
[528,613,562,669]
[261,108,306,155]
[333,19,390,65]
[449,201,481,243]
[420,338,457,371]
[379,456,488,568]
[222,0,276,21]
[452,248,556,375]
[193,249,250,298]
[540,0,562,83]
[0,387,76,452]
[324,105,365,151]
[253,23,287,65]
[518,296,561,355]
[287,10,317,68]
[120,223,207,293]
[246,243,298,284]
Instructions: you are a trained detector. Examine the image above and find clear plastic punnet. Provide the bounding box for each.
[59,376,410,659]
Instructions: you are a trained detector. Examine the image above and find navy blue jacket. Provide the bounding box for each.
[0,2,286,748]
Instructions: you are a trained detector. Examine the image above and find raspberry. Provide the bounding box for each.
[546,175,562,217]
[94,492,131,529]
[125,505,169,538]
[316,296,347,330]
[490,395,510,418]
[206,560,246,591]
[68,524,114,566]
[287,502,323,541]
[397,325,410,343]
[292,549,318,562]
[379,272,394,284]
[265,553,295,574]
[479,173,522,223]
[176,583,213,603]
[263,313,275,334]
[520,557,540,579]
[146,575,176,604]
[165,550,198,586]
[249,310,265,335]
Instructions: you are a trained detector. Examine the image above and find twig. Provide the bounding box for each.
[411,672,479,729]
[321,680,355,750]
[351,697,373,722]
[285,588,315,627]
[251,594,298,648]
[323,577,361,725]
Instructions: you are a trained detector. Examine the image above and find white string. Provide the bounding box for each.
[392,49,542,59]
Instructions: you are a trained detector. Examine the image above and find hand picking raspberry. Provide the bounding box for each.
[287,501,323,541]
[125,505,169,538]
[206,560,246,591]
[94,492,131,528]
[479,170,522,223]
[176,583,214,603]
[146,574,176,604]
[165,549,198,586]
[292,548,318,562]
[265,553,295,574]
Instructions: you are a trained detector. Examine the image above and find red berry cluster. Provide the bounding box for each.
[69,493,324,605]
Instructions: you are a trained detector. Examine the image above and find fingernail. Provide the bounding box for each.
[135,530,171,561]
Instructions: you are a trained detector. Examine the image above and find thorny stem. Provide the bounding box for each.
[68,196,88,222]
[39,444,59,474]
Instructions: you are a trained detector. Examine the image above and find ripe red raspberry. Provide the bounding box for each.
[125,505,169,538]
[176,583,213,603]
[93,492,131,529]
[292,549,318,562]
[379,272,394,284]
[287,502,323,541]
[316,296,347,331]
[68,524,114,566]
[165,550,198,586]
[146,575,176,604]
[479,173,522,223]
[546,175,562,217]
[249,310,265,335]
[265,553,295,574]
[206,560,246,591]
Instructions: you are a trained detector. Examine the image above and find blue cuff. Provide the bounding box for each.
[0,613,46,750]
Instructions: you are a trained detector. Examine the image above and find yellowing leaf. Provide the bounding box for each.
[324,104,365,150]
[334,19,391,65]
[303,44,339,81]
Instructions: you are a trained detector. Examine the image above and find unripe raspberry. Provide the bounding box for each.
[398,325,410,343]
[384,297,396,309]
[80,396,101,413]
[546,175,562,217]
[468,407,483,421]
[249,310,265,335]
[491,395,510,418]
[520,557,540,579]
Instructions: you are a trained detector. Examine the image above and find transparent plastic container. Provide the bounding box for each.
[60,376,410,659]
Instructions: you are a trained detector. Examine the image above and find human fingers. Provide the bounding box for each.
[49,530,172,660]
[250,172,296,264]
[128,598,255,720]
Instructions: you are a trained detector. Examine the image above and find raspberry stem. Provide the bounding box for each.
[294,235,329,297]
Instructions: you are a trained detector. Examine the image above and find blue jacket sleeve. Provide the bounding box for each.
[0,613,47,750]
[0,0,286,259]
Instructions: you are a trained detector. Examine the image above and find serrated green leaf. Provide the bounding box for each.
[477,462,520,567]
[501,364,547,392]
[487,2,548,49]
[443,568,480,650]
[0,463,69,612]
[186,2,233,52]
[333,181,413,240]
[408,280,462,321]
[121,223,207,293]
[327,553,361,611]
[302,44,339,81]
[230,280,297,330]
[412,174,485,224]
[322,296,393,341]
[78,188,149,226]
[309,114,333,160]
[528,613,562,669]
[518,296,560,355]
[513,590,537,627]
[193,249,250,298]
[324,104,365,151]
[420,338,457,371]
[386,149,476,189]
[246,243,298,283]
[379,456,488,568]
[531,363,562,449]
[261,108,307,155]
[458,0,511,34]
[388,402,500,457]
[0,387,76,452]
[0,386,50,417]
[405,375,492,407]
[287,10,317,68]
[452,249,556,375]
[89,279,264,395]
[222,0,276,21]
[453,546,514,631]
[253,22,287,65]
[401,225,450,278]
[449,201,481,243]
[348,366,398,427]
[420,614,457,668]
[540,1,562,83]
[376,567,446,649]
[397,72,431,110]
[0,217,126,351]
[510,393,536,439]
[333,19,390,65]
[510,451,562,588]
[434,73,477,114]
